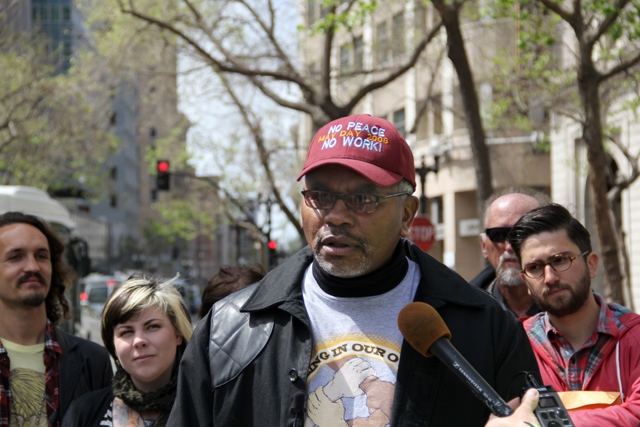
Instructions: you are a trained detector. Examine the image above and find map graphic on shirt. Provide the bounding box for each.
[9,368,47,427]
[305,334,401,427]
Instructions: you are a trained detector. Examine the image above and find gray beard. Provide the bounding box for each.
[314,254,372,278]
[497,266,525,287]
[313,229,373,278]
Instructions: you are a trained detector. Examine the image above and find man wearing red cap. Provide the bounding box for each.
[168,115,539,427]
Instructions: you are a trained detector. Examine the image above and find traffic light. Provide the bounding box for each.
[156,160,170,190]
[268,240,277,267]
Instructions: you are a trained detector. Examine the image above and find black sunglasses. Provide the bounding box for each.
[484,227,512,243]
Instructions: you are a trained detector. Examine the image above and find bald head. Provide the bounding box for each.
[482,193,545,287]
[484,194,542,229]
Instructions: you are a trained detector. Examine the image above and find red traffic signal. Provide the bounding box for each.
[268,240,277,250]
[157,161,170,172]
[156,160,170,190]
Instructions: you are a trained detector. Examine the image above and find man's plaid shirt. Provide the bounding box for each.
[527,293,632,391]
[0,320,62,427]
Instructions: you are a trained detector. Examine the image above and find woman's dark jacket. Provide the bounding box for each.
[57,328,113,421]
[167,239,540,427]
[61,387,112,427]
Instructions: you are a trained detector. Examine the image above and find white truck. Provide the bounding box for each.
[0,185,75,237]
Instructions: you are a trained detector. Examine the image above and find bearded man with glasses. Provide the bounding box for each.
[509,203,640,426]
[169,114,540,427]
[471,188,550,318]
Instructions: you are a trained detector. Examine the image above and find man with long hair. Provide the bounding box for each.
[0,211,112,427]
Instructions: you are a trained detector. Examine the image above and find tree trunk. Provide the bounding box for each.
[578,63,625,304]
[431,0,493,219]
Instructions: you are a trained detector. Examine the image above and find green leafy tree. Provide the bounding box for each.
[0,9,119,193]
[492,0,640,304]
[78,0,446,248]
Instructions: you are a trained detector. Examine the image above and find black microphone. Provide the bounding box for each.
[397,302,514,417]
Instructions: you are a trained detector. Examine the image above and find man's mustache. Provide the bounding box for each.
[542,283,571,297]
[17,272,47,287]
[314,228,367,248]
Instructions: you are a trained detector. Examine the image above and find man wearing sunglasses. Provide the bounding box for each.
[169,114,539,427]
[471,188,550,318]
[509,204,640,426]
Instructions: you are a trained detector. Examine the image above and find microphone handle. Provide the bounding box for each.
[429,337,514,417]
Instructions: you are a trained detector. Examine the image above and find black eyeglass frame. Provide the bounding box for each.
[521,251,591,279]
[484,227,513,243]
[300,190,411,214]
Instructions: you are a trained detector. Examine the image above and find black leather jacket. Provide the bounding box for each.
[168,239,540,427]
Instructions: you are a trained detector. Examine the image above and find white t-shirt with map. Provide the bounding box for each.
[302,259,420,427]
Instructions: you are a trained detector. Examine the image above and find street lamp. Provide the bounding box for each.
[415,155,440,215]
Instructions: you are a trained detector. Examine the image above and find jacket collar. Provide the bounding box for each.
[243,238,485,312]
[402,238,486,310]
[242,246,313,312]
[54,324,77,354]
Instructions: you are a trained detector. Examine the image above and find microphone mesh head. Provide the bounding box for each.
[397,302,452,357]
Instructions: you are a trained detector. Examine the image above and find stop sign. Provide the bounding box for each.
[408,214,436,252]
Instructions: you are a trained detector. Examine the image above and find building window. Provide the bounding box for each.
[51,5,59,20]
[62,6,70,21]
[32,6,37,21]
[394,108,406,137]
[353,36,363,72]
[453,85,465,130]
[40,6,48,20]
[392,12,404,58]
[340,44,349,76]
[108,111,116,126]
[308,0,316,25]
[376,22,389,65]
[110,167,117,180]
[433,93,443,135]
[149,127,156,138]
[430,196,443,224]
[321,4,331,19]
[110,193,117,208]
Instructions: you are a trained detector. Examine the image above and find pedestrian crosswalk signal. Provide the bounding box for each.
[156,160,170,190]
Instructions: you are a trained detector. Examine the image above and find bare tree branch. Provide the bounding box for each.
[605,133,640,202]
[217,72,305,240]
[410,47,446,135]
[600,50,640,82]
[344,19,444,113]
[537,0,579,28]
[590,0,630,45]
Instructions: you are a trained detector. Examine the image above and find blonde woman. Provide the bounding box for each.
[62,276,193,427]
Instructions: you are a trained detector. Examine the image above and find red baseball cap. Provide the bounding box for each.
[297,114,416,188]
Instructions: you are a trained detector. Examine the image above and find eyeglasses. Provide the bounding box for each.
[301,190,410,214]
[484,227,512,243]
[521,251,590,279]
